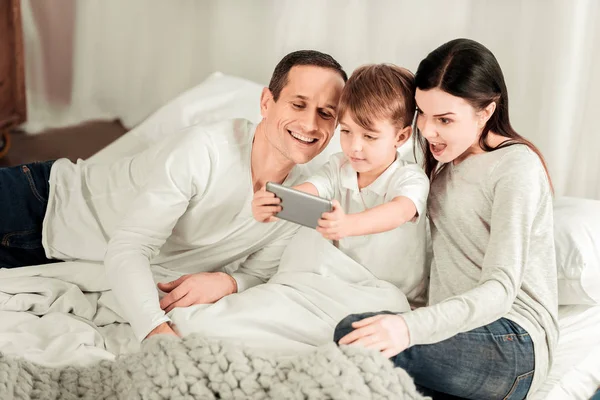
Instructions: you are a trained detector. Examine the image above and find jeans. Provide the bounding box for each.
[334,312,535,400]
[0,161,59,268]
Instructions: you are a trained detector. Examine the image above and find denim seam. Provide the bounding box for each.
[495,333,531,340]
[21,165,46,204]
[1,229,37,247]
[460,332,530,338]
[503,370,534,400]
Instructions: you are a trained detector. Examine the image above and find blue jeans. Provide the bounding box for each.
[0,161,59,268]
[334,312,535,400]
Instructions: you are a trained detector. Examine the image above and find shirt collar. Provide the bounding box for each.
[340,154,402,196]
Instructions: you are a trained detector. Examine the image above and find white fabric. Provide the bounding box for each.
[88,72,263,164]
[44,119,303,340]
[0,232,411,364]
[170,227,411,353]
[553,196,600,305]
[20,0,600,200]
[0,261,140,367]
[306,152,430,304]
[532,305,600,400]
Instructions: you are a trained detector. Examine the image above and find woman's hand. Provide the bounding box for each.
[338,314,410,358]
[252,187,281,223]
[317,200,354,240]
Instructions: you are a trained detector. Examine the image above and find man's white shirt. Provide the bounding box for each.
[43,119,303,340]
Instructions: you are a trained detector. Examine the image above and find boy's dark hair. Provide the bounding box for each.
[268,50,347,101]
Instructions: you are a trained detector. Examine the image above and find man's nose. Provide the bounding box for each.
[300,110,319,133]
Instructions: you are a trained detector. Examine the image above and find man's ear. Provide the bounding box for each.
[260,87,274,119]
[395,125,412,148]
[478,101,496,128]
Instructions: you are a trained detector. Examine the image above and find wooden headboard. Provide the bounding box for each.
[0,0,26,157]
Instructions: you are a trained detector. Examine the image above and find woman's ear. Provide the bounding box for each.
[479,101,497,128]
[260,87,273,119]
[395,125,412,148]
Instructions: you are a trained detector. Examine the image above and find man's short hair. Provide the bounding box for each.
[338,64,416,130]
[268,50,348,101]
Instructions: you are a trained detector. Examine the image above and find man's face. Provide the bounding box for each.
[260,66,345,165]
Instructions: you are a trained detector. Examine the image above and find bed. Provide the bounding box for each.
[1,72,599,399]
[533,305,600,399]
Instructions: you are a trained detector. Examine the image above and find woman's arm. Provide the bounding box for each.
[401,153,552,347]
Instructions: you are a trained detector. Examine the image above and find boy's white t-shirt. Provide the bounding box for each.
[305,152,430,305]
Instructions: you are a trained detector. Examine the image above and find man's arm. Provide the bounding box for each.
[105,132,211,342]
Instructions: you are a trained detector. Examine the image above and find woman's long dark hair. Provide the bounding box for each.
[414,38,553,191]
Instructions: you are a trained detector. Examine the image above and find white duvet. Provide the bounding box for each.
[0,228,410,366]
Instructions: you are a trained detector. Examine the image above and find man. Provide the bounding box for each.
[0,50,347,341]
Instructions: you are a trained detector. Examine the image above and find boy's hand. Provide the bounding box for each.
[252,187,281,223]
[317,200,354,240]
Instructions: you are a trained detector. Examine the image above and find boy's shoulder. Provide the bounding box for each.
[391,158,428,180]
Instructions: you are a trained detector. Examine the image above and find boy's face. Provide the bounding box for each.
[260,66,345,165]
[339,113,410,176]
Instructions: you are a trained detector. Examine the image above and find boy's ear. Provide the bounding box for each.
[395,125,412,147]
[260,87,274,119]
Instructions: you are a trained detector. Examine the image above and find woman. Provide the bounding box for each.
[334,38,559,400]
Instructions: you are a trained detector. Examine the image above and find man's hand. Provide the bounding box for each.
[144,322,179,340]
[338,314,410,359]
[157,272,238,313]
[316,200,354,240]
[252,187,281,223]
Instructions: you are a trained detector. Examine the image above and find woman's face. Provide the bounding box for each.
[415,88,489,164]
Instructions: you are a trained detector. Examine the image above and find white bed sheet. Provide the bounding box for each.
[532,305,600,400]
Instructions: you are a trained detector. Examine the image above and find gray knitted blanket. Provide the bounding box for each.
[0,334,428,400]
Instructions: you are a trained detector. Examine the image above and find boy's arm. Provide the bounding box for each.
[346,196,417,236]
[318,164,429,241]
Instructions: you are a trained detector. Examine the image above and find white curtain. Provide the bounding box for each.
[20,0,600,200]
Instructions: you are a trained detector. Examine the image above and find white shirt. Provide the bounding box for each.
[43,119,303,340]
[305,153,430,304]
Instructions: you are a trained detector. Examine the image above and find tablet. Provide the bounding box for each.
[265,182,333,229]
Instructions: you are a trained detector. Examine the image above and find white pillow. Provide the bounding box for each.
[554,196,600,305]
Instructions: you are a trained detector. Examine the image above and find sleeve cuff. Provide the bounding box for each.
[398,194,426,225]
[399,311,426,348]
[304,177,327,198]
[231,272,263,293]
[137,315,171,342]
